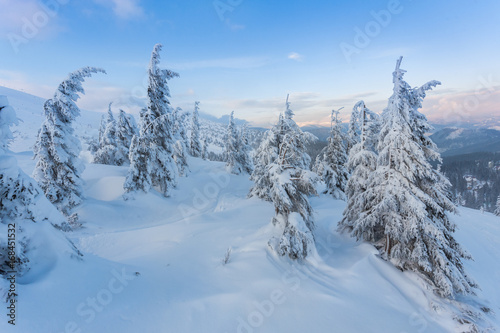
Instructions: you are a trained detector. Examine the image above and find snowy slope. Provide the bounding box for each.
[0,85,106,154]
[1,154,498,333]
[1,87,499,332]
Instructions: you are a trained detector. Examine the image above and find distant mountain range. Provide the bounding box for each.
[300,124,500,157]
[301,124,349,142]
[1,85,499,157]
[430,127,500,156]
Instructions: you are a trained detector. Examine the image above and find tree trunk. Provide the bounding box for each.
[385,234,392,257]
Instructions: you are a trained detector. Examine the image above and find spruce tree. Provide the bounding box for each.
[33,67,106,217]
[116,109,139,165]
[124,44,179,197]
[250,95,318,259]
[225,111,241,174]
[339,101,378,233]
[224,111,252,174]
[98,114,106,147]
[239,124,254,174]
[495,195,500,216]
[313,108,349,200]
[94,103,121,165]
[124,132,152,196]
[172,107,189,176]
[190,101,202,157]
[352,57,476,298]
[202,137,208,160]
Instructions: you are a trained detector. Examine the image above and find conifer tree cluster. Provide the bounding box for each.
[11,46,482,306]
[1,96,81,282]
[340,57,477,298]
[94,103,138,166]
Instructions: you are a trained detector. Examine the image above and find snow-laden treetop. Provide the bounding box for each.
[49,67,106,123]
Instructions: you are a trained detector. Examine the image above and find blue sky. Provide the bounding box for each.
[1,0,499,127]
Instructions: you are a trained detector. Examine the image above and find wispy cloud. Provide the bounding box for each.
[421,87,500,125]
[93,0,145,20]
[225,19,245,31]
[199,91,381,127]
[288,52,304,62]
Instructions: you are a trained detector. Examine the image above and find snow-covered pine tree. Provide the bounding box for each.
[455,193,463,207]
[250,95,318,259]
[174,107,190,144]
[124,44,179,197]
[0,96,17,156]
[224,111,241,174]
[0,95,81,287]
[33,67,106,217]
[190,101,202,157]
[224,111,253,174]
[339,101,378,233]
[353,57,477,298]
[313,108,349,200]
[239,124,254,174]
[88,113,106,154]
[202,137,208,160]
[116,109,139,165]
[172,107,189,176]
[495,195,500,216]
[98,114,106,147]
[94,103,122,165]
[347,106,360,152]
